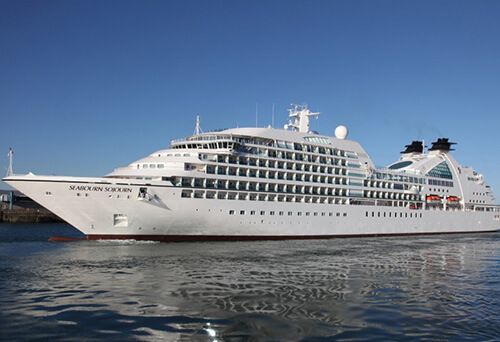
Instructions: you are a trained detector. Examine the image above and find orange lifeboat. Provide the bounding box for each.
[426,194,442,202]
[447,196,460,203]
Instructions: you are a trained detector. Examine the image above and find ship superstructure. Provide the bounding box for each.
[3,105,499,240]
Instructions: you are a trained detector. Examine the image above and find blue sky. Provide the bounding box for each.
[1,0,499,197]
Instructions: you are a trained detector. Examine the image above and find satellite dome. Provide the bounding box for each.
[335,125,348,139]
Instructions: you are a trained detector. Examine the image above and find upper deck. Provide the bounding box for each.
[104,105,496,211]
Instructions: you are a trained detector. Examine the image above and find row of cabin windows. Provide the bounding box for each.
[136,153,193,168]
[182,190,350,204]
[181,190,420,207]
[138,163,166,169]
[179,176,350,188]
[176,178,421,202]
[374,172,424,185]
[244,139,357,159]
[245,148,356,164]
[172,140,353,156]
[364,180,422,191]
[212,153,360,168]
[165,153,191,157]
[205,164,355,179]
[429,188,450,193]
[205,166,353,182]
[229,210,348,217]
[428,179,453,187]
[178,135,356,159]
[172,141,234,150]
[472,192,487,196]
[473,206,499,212]
[365,211,423,219]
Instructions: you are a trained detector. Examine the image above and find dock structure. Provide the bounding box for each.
[0,189,63,223]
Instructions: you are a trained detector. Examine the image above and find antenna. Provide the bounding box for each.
[194,115,202,135]
[255,103,259,127]
[6,147,13,177]
[271,103,275,128]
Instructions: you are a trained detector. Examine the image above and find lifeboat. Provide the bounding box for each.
[447,196,461,203]
[426,194,442,202]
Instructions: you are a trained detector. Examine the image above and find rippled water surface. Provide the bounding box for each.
[0,223,499,341]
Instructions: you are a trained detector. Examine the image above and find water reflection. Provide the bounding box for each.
[0,228,499,341]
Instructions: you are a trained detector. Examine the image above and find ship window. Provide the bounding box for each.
[250,210,255,215]
[260,211,265,215]
[229,210,234,215]
[143,164,148,168]
[388,161,413,170]
[240,210,245,215]
[150,164,156,168]
[426,161,453,179]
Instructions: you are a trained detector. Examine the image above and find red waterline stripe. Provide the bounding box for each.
[86,230,500,242]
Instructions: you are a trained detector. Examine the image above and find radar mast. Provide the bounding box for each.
[284,104,320,133]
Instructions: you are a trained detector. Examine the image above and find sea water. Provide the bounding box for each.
[0,223,498,341]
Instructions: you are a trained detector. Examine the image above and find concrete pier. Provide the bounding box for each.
[0,208,63,223]
[0,189,64,223]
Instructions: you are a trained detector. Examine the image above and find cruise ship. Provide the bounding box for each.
[3,105,500,240]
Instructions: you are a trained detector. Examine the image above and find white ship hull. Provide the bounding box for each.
[5,175,499,241]
[4,107,500,240]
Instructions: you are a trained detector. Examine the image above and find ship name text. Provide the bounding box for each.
[68,185,133,193]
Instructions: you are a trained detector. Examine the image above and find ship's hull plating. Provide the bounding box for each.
[5,176,500,241]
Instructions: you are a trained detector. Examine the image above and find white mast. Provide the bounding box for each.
[194,115,203,135]
[284,104,320,133]
[6,147,13,177]
[255,103,259,127]
[271,103,275,128]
